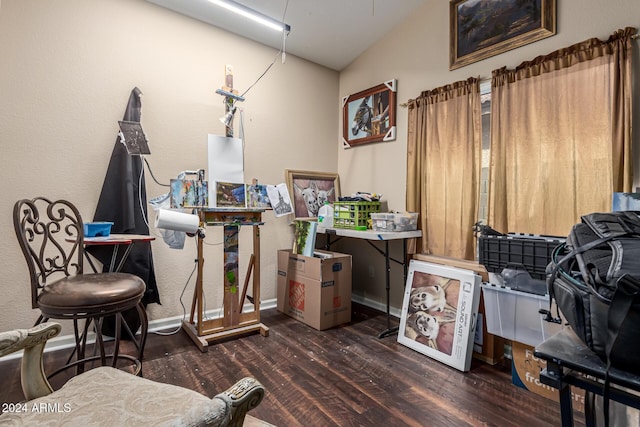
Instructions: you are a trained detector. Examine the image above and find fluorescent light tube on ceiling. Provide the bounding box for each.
[207,0,291,33]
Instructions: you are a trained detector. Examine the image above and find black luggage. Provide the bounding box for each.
[546,211,640,375]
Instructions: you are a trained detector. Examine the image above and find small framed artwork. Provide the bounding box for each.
[293,220,318,257]
[398,259,481,372]
[246,183,271,209]
[169,179,208,208]
[342,79,397,148]
[449,0,556,70]
[285,169,340,221]
[612,192,640,211]
[214,181,246,209]
[266,183,294,217]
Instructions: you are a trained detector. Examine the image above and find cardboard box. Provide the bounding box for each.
[277,249,352,330]
[511,341,585,413]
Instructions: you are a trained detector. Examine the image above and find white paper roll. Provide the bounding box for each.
[154,209,199,233]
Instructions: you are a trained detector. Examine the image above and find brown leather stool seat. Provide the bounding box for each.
[38,273,145,317]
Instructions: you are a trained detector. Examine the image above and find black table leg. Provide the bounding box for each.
[324,233,332,251]
[558,380,575,427]
[321,231,411,339]
[378,241,398,338]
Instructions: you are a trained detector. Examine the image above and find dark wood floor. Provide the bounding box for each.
[1,304,584,426]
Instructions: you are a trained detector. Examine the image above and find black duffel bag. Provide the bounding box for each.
[545,211,640,375]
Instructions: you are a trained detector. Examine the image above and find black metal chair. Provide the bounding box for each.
[13,197,148,377]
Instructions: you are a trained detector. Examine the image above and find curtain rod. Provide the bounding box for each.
[399,30,639,107]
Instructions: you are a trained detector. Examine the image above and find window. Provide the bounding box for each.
[478,79,491,225]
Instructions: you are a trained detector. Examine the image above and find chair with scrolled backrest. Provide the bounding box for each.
[13,197,148,376]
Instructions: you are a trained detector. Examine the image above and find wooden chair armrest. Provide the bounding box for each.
[216,377,265,427]
[0,322,61,400]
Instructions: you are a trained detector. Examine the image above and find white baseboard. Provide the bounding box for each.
[351,294,401,319]
[0,297,396,362]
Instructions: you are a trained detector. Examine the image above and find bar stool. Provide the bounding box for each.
[13,197,148,377]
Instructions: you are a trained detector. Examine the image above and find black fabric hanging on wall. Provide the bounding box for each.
[87,87,161,336]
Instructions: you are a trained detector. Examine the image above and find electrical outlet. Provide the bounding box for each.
[368,265,374,278]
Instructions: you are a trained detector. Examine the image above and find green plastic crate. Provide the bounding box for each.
[333,201,381,229]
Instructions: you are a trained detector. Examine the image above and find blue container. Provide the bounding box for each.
[83,222,114,237]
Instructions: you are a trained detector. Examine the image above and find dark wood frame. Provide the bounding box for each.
[449,0,556,70]
[342,79,397,148]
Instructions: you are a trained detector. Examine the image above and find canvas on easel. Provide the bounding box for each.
[215,181,246,208]
[170,179,208,208]
[246,183,271,209]
[398,259,481,372]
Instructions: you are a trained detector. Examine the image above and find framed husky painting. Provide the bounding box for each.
[398,259,481,372]
[285,169,341,221]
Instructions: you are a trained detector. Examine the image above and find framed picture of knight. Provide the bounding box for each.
[285,169,341,221]
[342,79,397,148]
[397,260,482,372]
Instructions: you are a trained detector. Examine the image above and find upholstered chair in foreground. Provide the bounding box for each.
[0,322,265,426]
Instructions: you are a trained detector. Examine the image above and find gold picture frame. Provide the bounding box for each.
[285,169,341,221]
[449,0,556,70]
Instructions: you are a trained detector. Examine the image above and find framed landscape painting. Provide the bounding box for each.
[214,181,246,209]
[449,0,556,70]
[398,260,481,372]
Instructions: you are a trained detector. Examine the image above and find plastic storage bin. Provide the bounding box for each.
[371,212,418,232]
[481,282,562,347]
[478,233,565,280]
[333,201,380,230]
[83,222,114,237]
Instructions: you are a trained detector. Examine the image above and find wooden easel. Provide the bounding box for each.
[181,66,269,352]
[181,209,269,352]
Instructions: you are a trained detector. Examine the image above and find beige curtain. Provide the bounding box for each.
[489,28,635,236]
[407,78,481,259]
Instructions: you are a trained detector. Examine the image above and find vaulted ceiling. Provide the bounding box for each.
[145,0,426,71]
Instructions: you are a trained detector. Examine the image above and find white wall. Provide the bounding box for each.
[0,0,338,333]
[338,0,640,313]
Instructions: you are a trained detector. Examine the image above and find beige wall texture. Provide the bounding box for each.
[0,0,338,333]
[1,0,639,336]
[337,0,640,314]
